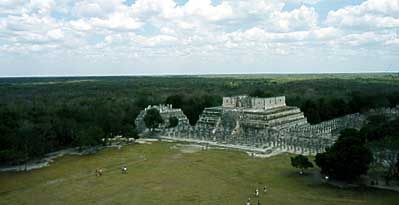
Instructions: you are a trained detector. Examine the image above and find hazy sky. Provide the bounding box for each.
[0,0,398,76]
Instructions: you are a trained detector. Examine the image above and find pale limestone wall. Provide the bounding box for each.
[262,96,286,109]
[249,96,286,109]
[223,96,286,109]
[251,98,265,109]
[223,97,237,107]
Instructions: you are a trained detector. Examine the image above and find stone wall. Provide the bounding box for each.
[222,96,250,108]
[135,104,190,132]
[222,95,286,109]
[222,96,237,108]
[251,96,286,109]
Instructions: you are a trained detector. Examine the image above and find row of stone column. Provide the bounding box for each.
[164,126,335,155]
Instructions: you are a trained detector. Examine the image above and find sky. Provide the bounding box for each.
[0,0,398,76]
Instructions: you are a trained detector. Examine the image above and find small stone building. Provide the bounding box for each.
[135,104,190,132]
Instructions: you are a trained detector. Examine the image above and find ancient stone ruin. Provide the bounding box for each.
[136,96,399,156]
[135,104,190,133]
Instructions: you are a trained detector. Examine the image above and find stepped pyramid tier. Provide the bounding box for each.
[196,95,309,132]
[138,96,397,154]
[135,104,190,132]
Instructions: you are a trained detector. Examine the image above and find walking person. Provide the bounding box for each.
[121,166,128,174]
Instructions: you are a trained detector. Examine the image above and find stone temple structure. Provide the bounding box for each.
[135,104,190,133]
[137,95,399,156]
[197,95,308,131]
[189,95,315,151]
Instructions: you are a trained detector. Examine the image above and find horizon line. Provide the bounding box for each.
[0,71,398,78]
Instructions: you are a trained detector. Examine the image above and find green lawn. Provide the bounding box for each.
[0,142,398,205]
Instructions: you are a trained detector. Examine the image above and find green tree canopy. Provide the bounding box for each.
[290,155,313,174]
[168,116,179,128]
[360,115,399,142]
[165,95,184,108]
[121,125,139,140]
[143,108,164,130]
[396,160,399,180]
[181,95,221,125]
[76,126,104,147]
[315,128,372,181]
[249,88,272,98]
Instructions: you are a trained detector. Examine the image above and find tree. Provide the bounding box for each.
[384,158,399,185]
[290,155,314,175]
[76,126,104,148]
[121,125,139,140]
[328,98,350,119]
[17,120,34,170]
[301,100,321,124]
[182,95,221,125]
[0,107,21,163]
[168,116,179,128]
[53,107,78,146]
[315,129,373,181]
[381,152,399,186]
[249,88,272,98]
[395,160,399,182]
[165,95,184,108]
[143,108,163,131]
[135,96,152,109]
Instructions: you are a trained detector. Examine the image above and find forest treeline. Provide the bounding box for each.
[1,75,398,164]
[294,91,399,123]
